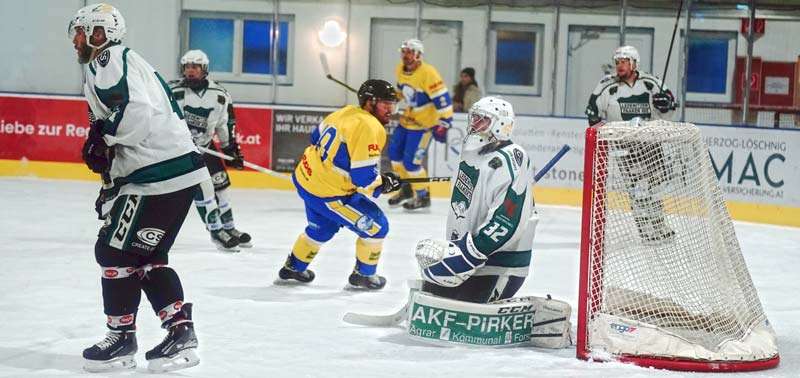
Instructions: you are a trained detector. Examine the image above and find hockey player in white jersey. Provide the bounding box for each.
[585,45,677,244]
[170,50,251,252]
[70,3,202,373]
[415,97,538,303]
[585,45,676,125]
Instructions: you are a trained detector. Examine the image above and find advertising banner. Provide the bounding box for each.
[271,108,328,172]
[429,114,800,208]
[0,95,88,162]
[0,94,272,171]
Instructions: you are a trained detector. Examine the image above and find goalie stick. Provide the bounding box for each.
[342,144,571,327]
[198,146,291,180]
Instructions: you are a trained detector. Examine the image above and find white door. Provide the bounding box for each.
[564,26,654,117]
[370,19,462,88]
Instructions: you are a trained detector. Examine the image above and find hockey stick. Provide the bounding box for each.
[659,0,684,92]
[198,146,291,180]
[398,144,571,184]
[343,145,572,328]
[534,144,571,182]
[320,52,358,93]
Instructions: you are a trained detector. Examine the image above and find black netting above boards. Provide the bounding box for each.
[377,0,800,11]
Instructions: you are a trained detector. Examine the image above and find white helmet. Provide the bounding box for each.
[613,45,639,70]
[399,38,424,55]
[69,3,126,49]
[463,96,515,151]
[181,50,210,72]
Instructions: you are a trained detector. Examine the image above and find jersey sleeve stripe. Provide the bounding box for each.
[350,157,380,169]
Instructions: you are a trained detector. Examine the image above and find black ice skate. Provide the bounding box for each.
[226,228,252,248]
[277,257,316,284]
[82,330,137,373]
[210,229,240,252]
[347,270,387,290]
[145,304,200,373]
[402,191,431,212]
[635,217,676,246]
[388,182,413,207]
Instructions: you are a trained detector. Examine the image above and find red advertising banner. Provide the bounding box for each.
[232,106,272,169]
[0,94,88,162]
[0,94,272,169]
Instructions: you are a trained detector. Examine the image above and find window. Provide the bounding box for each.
[488,23,544,96]
[184,13,293,84]
[684,31,737,102]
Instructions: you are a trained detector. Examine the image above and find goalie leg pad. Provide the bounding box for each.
[525,295,573,349]
[406,291,535,347]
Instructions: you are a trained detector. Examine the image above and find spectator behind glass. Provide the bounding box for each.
[452,67,482,113]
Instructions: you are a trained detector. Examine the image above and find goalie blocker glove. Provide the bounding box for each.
[415,233,487,287]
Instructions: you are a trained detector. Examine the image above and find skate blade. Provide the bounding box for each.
[214,244,241,253]
[402,207,431,214]
[344,284,385,292]
[273,278,311,286]
[238,241,253,248]
[147,348,199,373]
[83,355,136,373]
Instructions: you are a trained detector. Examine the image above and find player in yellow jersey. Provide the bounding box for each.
[389,38,454,211]
[277,79,402,290]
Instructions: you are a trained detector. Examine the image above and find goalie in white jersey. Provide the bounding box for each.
[170,50,251,252]
[585,45,678,245]
[415,97,539,303]
[71,3,203,373]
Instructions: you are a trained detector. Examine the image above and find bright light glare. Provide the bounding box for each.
[318,20,347,48]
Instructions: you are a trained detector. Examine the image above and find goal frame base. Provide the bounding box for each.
[577,352,780,372]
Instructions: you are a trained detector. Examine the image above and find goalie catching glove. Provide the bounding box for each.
[415,233,487,287]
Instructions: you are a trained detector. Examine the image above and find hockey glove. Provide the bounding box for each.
[379,172,402,194]
[652,91,675,113]
[222,143,245,170]
[416,234,487,288]
[431,118,451,143]
[82,121,110,173]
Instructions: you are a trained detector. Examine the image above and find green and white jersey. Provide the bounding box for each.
[83,44,208,197]
[168,78,236,149]
[585,71,675,124]
[448,141,537,277]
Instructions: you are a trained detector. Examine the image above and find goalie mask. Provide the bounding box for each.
[463,96,515,152]
[613,45,639,71]
[68,3,126,50]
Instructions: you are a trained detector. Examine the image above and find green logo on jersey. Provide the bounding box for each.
[452,162,479,210]
[617,92,652,120]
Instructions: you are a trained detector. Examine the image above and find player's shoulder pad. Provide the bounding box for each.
[91,45,130,89]
[167,78,183,88]
[638,72,664,87]
[494,142,528,177]
[593,74,618,95]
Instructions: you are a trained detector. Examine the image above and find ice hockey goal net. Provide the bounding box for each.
[577,120,780,372]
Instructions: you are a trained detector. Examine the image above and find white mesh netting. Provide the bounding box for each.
[585,120,767,353]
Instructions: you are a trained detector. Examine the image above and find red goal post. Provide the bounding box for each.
[577,121,780,372]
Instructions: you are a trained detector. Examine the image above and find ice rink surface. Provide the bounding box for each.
[0,177,797,377]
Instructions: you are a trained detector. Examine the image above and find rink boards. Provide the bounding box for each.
[1,92,798,227]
